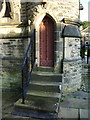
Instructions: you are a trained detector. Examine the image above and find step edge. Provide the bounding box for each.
[32,72,62,76]
[29,82,62,86]
[26,91,61,98]
[14,99,58,113]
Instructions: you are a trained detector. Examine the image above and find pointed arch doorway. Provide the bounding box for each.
[39,16,55,67]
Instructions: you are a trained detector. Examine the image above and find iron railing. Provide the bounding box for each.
[21,29,35,104]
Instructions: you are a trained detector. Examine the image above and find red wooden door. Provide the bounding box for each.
[40,16,54,67]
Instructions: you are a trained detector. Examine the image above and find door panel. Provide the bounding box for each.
[40,16,54,67]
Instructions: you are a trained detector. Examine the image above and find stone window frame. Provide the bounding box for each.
[0,1,2,11]
[0,0,12,19]
[3,2,12,18]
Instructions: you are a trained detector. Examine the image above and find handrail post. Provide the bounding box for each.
[22,69,25,104]
[21,29,36,104]
[26,57,29,85]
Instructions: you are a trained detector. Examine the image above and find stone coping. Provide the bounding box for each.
[63,58,82,62]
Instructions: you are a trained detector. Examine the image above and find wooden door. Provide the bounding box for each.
[40,16,54,67]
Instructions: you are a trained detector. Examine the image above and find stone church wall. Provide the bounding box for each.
[25,0,82,93]
[0,0,82,93]
[0,1,26,92]
[26,0,79,24]
[25,0,79,73]
[0,38,29,94]
[0,38,24,90]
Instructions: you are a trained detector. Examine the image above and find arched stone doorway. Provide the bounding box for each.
[39,16,55,67]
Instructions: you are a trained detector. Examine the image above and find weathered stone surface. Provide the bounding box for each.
[63,59,82,93]
[62,36,82,93]
[0,0,82,94]
[0,38,28,90]
[64,38,81,59]
[62,25,82,38]
[26,0,79,24]
[0,26,22,38]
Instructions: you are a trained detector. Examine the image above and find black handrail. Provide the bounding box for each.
[21,40,32,70]
[21,29,35,104]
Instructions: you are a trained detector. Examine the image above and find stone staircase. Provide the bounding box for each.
[12,67,62,119]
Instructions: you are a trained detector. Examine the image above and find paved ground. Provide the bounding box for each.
[1,58,90,120]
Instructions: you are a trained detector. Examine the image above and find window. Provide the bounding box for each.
[0,2,3,12]
[0,1,11,18]
[3,2,11,18]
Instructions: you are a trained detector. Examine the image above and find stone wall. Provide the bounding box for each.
[54,24,63,73]
[63,37,82,93]
[63,59,82,93]
[64,37,81,59]
[0,0,28,91]
[22,0,82,93]
[25,0,79,71]
[0,0,82,94]
[0,37,28,91]
[20,2,27,22]
[26,0,79,24]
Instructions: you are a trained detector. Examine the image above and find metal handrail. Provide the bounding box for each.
[21,40,32,70]
[21,29,35,104]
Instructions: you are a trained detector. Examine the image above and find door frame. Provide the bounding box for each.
[34,13,56,67]
[39,16,55,67]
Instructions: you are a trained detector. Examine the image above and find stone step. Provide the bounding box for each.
[26,90,61,103]
[14,99,59,113]
[12,107,58,119]
[31,71,62,82]
[30,81,62,86]
[13,67,62,118]
[28,82,61,93]
[33,66,54,72]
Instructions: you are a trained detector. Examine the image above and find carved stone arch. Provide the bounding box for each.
[45,12,57,24]
[34,12,57,28]
[45,13,56,25]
